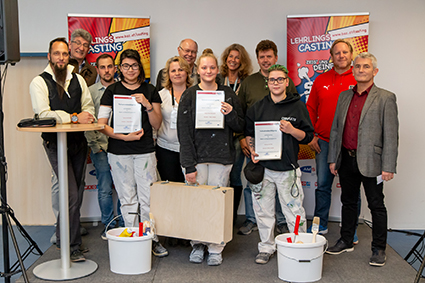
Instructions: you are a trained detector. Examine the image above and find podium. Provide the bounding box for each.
[18,123,103,280]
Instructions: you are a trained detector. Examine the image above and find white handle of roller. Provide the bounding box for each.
[312,231,317,243]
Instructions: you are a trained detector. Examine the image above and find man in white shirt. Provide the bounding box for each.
[29,37,95,262]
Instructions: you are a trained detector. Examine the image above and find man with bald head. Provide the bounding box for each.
[155,38,199,92]
[177,38,198,74]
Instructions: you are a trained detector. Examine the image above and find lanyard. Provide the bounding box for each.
[171,88,184,106]
[171,88,175,106]
[225,77,238,92]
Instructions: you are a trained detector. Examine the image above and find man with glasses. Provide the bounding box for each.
[69,29,97,87]
[29,37,95,262]
[326,53,398,267]
[237,40,297,236]
[155,38,199,92]
[245,64,314,264]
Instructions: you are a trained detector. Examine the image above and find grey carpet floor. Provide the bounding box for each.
[13,219,422,283]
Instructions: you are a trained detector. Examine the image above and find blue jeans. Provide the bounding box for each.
[313,139,335,228]
[229,138,244,187]
[243,157,286,225]
[313,139,360,228]
[244,185,257,223]
[91,150,123,228]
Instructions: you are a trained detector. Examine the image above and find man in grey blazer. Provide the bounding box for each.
[325,52,399,267]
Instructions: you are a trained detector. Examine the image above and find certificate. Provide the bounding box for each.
[195,91,225,129]
[113,95,142,133]
[254,121,282,160]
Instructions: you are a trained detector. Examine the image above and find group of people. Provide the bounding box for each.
[29,29,398,268]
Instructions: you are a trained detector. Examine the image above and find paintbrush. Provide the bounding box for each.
[311,216,320,243]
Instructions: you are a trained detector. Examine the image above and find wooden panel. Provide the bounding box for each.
[17,123,104,133]
[150,181,233,244]
[4,58,56,225]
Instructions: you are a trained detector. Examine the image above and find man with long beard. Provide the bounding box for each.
[30,37,95,262]
[50,29,96,242]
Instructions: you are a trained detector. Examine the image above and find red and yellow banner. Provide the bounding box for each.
[68,14,151,79]
[287,13,369,159]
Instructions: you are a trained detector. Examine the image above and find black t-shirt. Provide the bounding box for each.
[101,81,162,155]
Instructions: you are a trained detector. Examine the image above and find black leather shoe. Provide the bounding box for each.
[326,238,354,255]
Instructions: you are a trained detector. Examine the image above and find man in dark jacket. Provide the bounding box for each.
[245,64,314,264]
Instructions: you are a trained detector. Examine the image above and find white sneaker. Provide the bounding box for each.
[189,244,205,263]
[207,253,223,266]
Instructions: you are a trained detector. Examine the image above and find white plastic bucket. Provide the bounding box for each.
[275,233,327,282]
[106,227,153,275]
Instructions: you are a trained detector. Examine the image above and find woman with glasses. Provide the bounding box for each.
[98,49,168,257]
[218,44,253,223]
[156,56,193,183]
[177,49,244,266]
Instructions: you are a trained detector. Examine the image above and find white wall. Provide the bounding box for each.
[7,0,424,228]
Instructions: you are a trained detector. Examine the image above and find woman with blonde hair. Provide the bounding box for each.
[156,56,193,182]
[178,49,244,266]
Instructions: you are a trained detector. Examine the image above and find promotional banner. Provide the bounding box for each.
[287,13,369,160]
[68,14,151,79]
[68,14,150,220]
[287,13,369,219]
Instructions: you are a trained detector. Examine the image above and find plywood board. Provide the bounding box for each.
[150,181,233,244]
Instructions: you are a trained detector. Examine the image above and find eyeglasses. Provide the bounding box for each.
[71,40,90,49]
[179,46,197,55]
[267,77,287,84]
[121,63,140,71]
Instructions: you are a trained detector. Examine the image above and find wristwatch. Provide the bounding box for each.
[71,113,78,124]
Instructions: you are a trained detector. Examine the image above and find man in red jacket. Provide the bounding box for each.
[306,39,359,240]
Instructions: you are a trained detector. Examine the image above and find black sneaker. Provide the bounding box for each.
[276,223,289,235]
[369,248,386,266]
[56,244,89,253]
[326,238,354,255]
[152,241,169,257]
[255,252,273,264]
[238,220,258,235]
[80,226,88,236]
[70,250,85,262]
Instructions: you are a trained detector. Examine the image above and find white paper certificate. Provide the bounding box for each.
[113,95,142,133]
[195,91,225,129]
[254,121,282,160]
